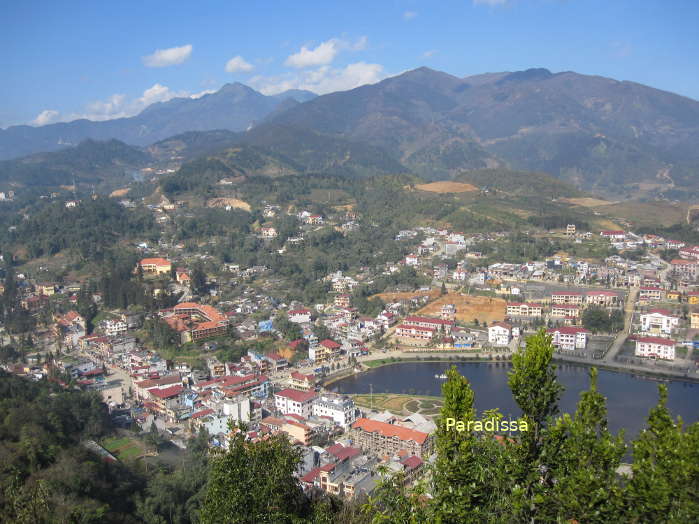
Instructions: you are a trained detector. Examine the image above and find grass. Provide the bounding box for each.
[102,437,130,451]
[102,436,144,461]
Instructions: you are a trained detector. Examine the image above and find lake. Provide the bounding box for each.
[331,361,699,438]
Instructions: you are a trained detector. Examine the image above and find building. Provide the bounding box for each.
[634,336,676,360]
[440,304,456,321]
[312,394,357,428]
[566,224,576,238]
[506,302,543,318]
[690,309,699,329]
[670,259,698,279]
[488,322,515,346]
[640,309,679,336]
[274,388,317,419]
[309,339,342,364]
[639,287,665,303]
[551,292,584,305]
[261,227,278,238]
[103,319,128,337]
[163,302,229,342]
[550,304,581,320]
[585,291,620,308]
[290,371,316,391]
[547,327,589,351]
[395,324,435,345]
[600,230,626,240]
[288,308,312,323]
[403,316,454,334]
[679,246,699,260]
[351,418,433,459]
[334,294,351,308]
[688,292,699,305]
[138,257,172,275]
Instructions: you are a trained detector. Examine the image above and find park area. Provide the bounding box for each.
[417,292,506,324]
[351,393,444,417]
[102,435,145,461]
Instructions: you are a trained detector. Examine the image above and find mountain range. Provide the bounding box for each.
[0,84,315,160]
[2,67,699,197]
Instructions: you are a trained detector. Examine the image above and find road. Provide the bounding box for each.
[603,286,638,363]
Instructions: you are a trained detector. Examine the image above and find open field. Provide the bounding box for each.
[561,197,616,207]
[414,181,478,193]
[109,188,130,198]
[594,200,688,227]
[206,198,251,211]
[351,393,443,415]
[417,292,506,324]
[102,436,144,460]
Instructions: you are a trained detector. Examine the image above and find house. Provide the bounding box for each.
[550,304,581,321]
[288,308,312,323]
[600,230,626,240]
[20,294,49,311]
[405,254,420,267]
[36,282,56,296]
[440,304,457,321]
[351,418,433,459]
[551,292,584,305]
[679,245,699,260]
[670,259,698,279]
[639,287,665,303]
[634,336,676,360]
[690,309,699,329]
[261,227,278,238]
[309,339,341,364]
[164,302,229,343]
[274,388,317,419]
[138,257,172,275]
[264,353,288,371]
[547,327,589,351]
[281,421,312,445]
[452,326,475,348]
[176,270,191,286]
[506,302,543,318]
[312,394,357,428]
[688,292,699,305]
[666,290,681,302]
[290,371,316,391]
[640,309,679,336]
[103,319,128,337]
[334,294,351,308]
[488,322,516,347]
[585,291,620,308]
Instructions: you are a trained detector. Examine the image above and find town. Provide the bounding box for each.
[3,190,698,501]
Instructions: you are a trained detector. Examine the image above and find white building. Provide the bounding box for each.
[634,336,676,360]
[104,319,128,337]
[547,327,589,351]
[288,308,312,324]
[312,394,357,428]
[222,396,253,423]
[274,388,317,419]
[488,322,515,346]
[640,309,679,336]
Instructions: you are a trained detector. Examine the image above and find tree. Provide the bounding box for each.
[507,328,563,521]
[201,430,308,523]
[191,265,207,296]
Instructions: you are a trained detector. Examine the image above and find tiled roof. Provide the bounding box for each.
[140,257,170,266]
[635,336,675,346]
[404,316,454,325]
[401,455,424,470]
[275,388,317,403]
[149,384,184,399]
[319,339,341,349]
[190,408,214,420]
[547,327,589,335]
[352,418,429,444]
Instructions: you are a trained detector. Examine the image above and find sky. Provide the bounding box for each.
[2,0,699,128]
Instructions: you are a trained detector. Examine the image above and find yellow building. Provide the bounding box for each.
[138,257,172,275]
[691,310,699,330]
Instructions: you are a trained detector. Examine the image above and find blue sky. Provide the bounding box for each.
[3,0,698,128]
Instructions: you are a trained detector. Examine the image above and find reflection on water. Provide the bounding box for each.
[332,362,699,439]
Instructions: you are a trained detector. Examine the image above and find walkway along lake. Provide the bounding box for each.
[331,361,699,439]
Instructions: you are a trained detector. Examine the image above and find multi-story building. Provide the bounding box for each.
[585,291,620,308]
[639,287,665,303]
[690,309,699,329]
[309,339,341,364]
[312,394,357,428]
[138,257,172,275]
[547,326,589,351]
[396,324,435,345]
[274,388,317,419]
[551,292,584,305]
[550,304,580,320]
[634,336,676,360]
[290,371,316,391]
[640,309,679,336]
[103,319,128,337]
[488,322,515,346]
[351,418,433,458]
[163,302,229,343]
[671,259,698,279]
[403,316,454,334]
[506,302,543,318]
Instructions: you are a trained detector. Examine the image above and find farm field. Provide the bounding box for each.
[417,292,506,324]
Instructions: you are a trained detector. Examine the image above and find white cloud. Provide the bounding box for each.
[284,36,367,68]
[473,0,508,5]
[225,55,254,73]
[422,50,437,58]
[250,61,385,95]
[31,109,60,126]
[403,10,417,20]
[30,83,195,125]
[190,89,217,99]
[142,44,193,68]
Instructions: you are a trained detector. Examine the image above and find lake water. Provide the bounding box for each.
[331,361,699,438]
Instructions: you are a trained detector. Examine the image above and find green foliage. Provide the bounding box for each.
[582,306,624,333]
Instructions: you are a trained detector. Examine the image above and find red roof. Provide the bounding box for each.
[552,291,582,296]
[140,257,170,266]
[190,408,215,420]
[551,304,579,309]
[300,467,322,483]
[149,384,184,399]
[671,259,696,265]
[404,316,454,326]
[586,290,618,296]
[640,286,663,291]
[319,339,341,349]
[288,309,311,315]
[352,418,429,444]
[635,336,675,346]
[290,371,314,382]
[401,455,424,470]
[490,322,512,330]
[397,324,435,333]
[275,388,317,403]
[646,309,675,316]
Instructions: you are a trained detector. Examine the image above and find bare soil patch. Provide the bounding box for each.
[562,197,615,207]
[206,198,251,211]
[417,292,506,324]
[110,188,130,198]
[414,181,478,193]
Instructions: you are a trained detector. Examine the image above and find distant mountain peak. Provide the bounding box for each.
[497,68,554,84]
